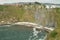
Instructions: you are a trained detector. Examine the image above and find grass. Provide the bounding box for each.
[47,8,60,40]
[0,5,35,22]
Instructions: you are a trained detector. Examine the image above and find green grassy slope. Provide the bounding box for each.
[47,8,60,40]
[0,5,35,23]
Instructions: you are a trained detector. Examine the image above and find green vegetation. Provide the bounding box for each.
[0,5,8,11]
[47,8,60,40]
[35,2,41,5]
[0,3,46,24]
[0,5,35,23]
[50,31,57,37]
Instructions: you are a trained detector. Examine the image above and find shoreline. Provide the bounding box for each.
[0,22,55,40]
[0,22,54,31]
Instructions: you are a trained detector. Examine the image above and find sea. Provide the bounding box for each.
[0,25,47,40]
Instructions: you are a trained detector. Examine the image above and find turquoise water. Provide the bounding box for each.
[0,25,47,40]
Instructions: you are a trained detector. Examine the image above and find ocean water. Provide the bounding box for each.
[0,25,47,40]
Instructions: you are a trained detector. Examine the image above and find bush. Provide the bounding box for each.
[50,31,57,37]
[0,5,8,11]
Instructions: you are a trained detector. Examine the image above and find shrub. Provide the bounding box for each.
[50,31,57,37]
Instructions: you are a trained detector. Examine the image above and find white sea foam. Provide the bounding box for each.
[14,22,54,31]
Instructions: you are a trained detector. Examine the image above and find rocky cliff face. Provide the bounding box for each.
[0,3,55,27]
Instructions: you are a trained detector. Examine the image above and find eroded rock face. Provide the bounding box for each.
[0,4,55,27]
